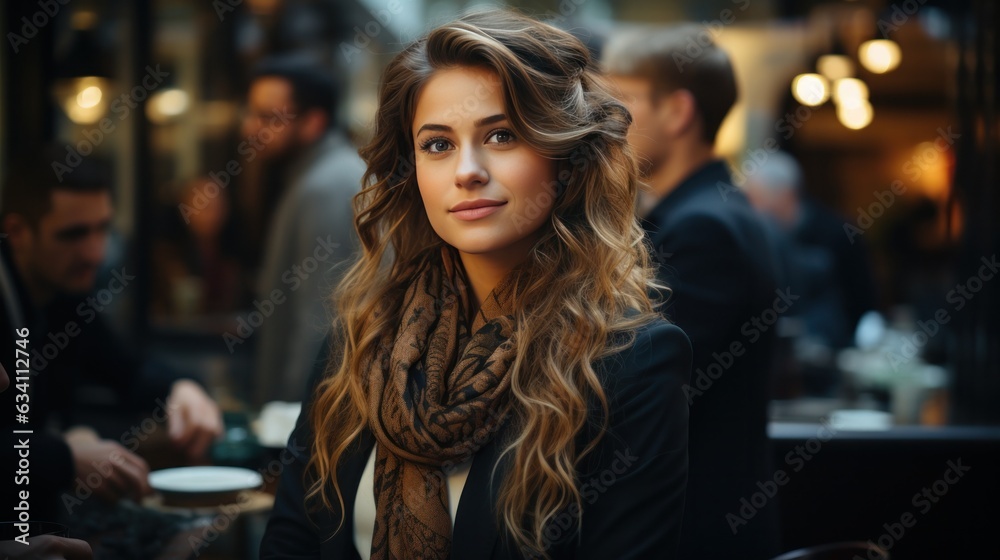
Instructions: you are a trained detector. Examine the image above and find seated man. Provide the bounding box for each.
[0,152,223,522]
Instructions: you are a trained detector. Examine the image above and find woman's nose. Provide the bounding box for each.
[454,147,489,189]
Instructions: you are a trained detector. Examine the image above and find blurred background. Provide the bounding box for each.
[1,0,998,558]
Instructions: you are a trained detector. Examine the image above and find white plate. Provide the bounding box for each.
[149,466,263,494]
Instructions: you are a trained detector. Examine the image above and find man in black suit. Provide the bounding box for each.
[605,27,784,559]
[0,153,222,523]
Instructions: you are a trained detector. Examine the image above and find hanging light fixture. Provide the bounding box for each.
[817,54,855,82]
[837,99,874,129]
[147,89,191,124]
[859,39,902,73]
[832,78,870,107]
[52,10,114,125]
[789,22,885,130]
[791,73,831,106]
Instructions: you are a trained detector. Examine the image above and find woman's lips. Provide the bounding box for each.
[450,202,507,220]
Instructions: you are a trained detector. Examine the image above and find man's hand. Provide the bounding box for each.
[166,379,223,460]
[0,535,93,559]
[65,429,151,504]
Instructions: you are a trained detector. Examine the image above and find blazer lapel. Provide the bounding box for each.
[450,421,512,559]
[324,429,376,558]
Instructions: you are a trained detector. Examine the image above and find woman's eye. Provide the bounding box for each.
[488,129,515,145]
[421,138,452,153]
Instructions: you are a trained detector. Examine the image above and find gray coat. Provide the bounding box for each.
[253,132,366,406]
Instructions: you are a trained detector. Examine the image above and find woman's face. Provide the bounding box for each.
[412,66,557,265]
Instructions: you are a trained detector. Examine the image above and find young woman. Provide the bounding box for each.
[260,9,691,560]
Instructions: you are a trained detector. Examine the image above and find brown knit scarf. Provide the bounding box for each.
[366,246,518,560]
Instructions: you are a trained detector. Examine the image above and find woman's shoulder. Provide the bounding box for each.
[636,314,690,350]
[597,311,692,386]
[574,312,691,486]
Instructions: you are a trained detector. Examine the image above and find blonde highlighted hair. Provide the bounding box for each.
[307,9,665,557]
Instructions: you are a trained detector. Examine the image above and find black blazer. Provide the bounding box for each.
[641,161,783,560]
[260,318,691,559]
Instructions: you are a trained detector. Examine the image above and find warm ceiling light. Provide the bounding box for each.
[832,78,870,108]
[859,39,902,74]
[791,73,830,106]
[76,85,103,108]
[54,76,110,124]
[817,54,855,82]
[147,89,190,123]
[837,99,874,130]
[70,10,98,30]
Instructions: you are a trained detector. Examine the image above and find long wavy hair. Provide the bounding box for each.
[307,9,665,556]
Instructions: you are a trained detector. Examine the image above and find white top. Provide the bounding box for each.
[353,445,473,559]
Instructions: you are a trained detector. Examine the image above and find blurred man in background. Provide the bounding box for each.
[744,150,878,350]
[605,26,783,559]
[153,177,243,317]
[241,55,365,407]
[0,153,222,522]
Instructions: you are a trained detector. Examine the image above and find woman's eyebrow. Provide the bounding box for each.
[415,123,452,134]
[415,114,507,135]
[474,114,507,127]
